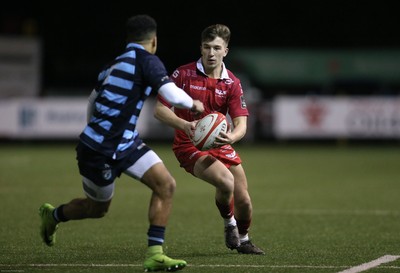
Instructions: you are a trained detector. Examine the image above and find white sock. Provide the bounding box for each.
[239,233,249,243]
[224,216,237,227]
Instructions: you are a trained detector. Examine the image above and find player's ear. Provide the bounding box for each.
[153,36,156,45]
[152,36,157,52]
[224,47,229,57]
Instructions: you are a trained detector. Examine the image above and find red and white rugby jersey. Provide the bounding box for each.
[159,59,249,145]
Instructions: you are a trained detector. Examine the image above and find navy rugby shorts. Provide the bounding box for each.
[75,142,150,186]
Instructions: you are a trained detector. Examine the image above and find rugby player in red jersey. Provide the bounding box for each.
[155,24,264,255]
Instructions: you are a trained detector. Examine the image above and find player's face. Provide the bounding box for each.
[200,37,228,73]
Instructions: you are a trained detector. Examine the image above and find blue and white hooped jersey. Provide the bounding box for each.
[80,43,172,159]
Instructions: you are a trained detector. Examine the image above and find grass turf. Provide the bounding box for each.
[0,142,399,272]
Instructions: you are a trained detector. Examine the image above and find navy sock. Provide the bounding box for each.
[53,204,69,222]
[147,225,165,246]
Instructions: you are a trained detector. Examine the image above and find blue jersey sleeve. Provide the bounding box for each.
[142,54,172,93]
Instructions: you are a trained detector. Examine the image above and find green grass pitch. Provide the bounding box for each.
[0,142,399,272]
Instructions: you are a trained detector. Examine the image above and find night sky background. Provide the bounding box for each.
[1,1,400,94]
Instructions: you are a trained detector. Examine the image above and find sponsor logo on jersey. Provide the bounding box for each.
[224,78,234,85]
[190,85,207,91]
[215,89,227,97]
[240,96,247,109]
[188,69,197,77]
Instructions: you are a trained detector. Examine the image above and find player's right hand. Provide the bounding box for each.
[190,100,204,116]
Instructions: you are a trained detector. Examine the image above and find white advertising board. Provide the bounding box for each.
[0,97,173,140]
[0,98,86,139]
[274,96,400,138]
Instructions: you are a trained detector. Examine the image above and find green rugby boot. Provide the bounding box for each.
[39,203,59,246]
[144,246,187,272]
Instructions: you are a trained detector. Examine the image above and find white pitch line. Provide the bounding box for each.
[0,263,140,267]
[0,263,345,269]
[2,261,400,271]
[258,209,400,216]
[337,255,400,273]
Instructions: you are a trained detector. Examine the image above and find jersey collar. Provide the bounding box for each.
[196,58,230,80]
[126,43,145,50]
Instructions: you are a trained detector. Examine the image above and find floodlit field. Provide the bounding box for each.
[1,142,399,273]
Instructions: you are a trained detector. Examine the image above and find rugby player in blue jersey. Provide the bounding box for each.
[39,14,203,272]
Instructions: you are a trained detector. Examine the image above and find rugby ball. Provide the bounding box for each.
[191,112,228,151]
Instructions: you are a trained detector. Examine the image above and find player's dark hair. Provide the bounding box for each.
[126,14,157,42]
[201,24,231,46]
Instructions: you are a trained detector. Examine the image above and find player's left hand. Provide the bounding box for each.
[214,130,234,146]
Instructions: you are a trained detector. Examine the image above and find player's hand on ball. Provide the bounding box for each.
[214,131,233,146]
[185,120,199,139]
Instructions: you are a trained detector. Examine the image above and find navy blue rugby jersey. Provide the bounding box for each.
[79,43,172,160]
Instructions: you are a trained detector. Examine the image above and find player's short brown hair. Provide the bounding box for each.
[201,24,231,46]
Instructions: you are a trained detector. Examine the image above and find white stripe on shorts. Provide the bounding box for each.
[82,177,115,202]
[124,150,162,179]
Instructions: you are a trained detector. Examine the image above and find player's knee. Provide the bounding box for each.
[218,172,235,193]
[162,176,176,198]
[236,197,252,212]
[153,174,176,199]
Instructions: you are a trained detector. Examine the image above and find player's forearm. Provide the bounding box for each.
[230,117,247,143]
[154,100,188,131]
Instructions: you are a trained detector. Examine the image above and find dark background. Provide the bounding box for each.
[1,1,400,94]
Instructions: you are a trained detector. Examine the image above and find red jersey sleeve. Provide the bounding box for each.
[227,78,249,119]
